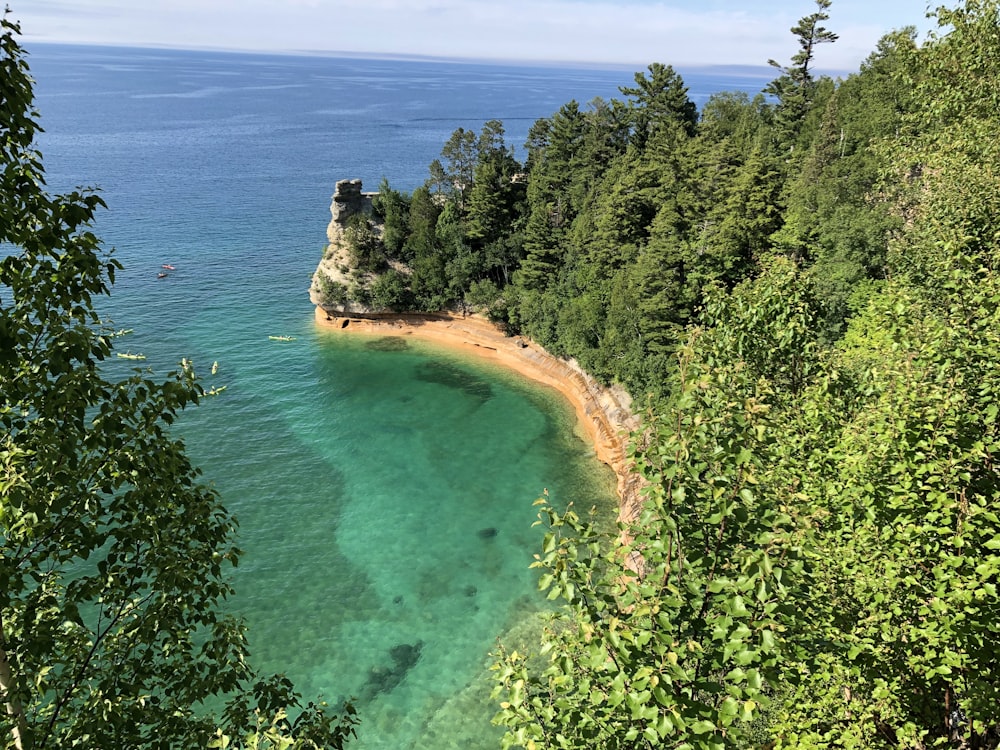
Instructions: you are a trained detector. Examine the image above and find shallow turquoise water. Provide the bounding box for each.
[179,330,616,748]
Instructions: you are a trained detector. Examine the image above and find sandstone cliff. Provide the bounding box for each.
[309,178,384,315]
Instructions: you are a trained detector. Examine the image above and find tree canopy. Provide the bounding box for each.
[488,2,1000,748]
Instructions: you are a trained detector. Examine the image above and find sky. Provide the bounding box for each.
[16,0,938,71]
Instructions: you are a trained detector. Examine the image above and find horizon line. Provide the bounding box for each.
[22,38,853,79]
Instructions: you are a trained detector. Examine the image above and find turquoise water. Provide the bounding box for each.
[181,330,616,748]
[26,43,770,748]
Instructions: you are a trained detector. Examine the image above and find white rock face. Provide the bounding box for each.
[310,179,382,315]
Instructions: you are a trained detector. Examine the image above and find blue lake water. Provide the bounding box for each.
[26,43,772,748]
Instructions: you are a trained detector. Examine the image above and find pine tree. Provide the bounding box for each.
[619,62,699,145]
[765,0,839,153]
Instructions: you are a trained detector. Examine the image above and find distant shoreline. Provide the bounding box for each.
[314,307,645,522]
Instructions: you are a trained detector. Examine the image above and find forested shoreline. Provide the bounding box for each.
[318,0,1000,747]
[317,0,900,405]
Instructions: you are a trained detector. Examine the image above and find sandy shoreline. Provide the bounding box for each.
[313,307,644,521]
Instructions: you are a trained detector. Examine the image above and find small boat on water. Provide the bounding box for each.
[116,351,146,360]
[111,328,133,337]
[205,385,228,396]
[268,335,296,341]
[157,272,168,279]
[161,264,176,270]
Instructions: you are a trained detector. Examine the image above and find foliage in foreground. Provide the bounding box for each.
[490,1,1000,748]
[0,13,356,749]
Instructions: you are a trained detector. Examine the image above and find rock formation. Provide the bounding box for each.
[328,178,373,230]
[309,179,382,316]
[359,640,424,702]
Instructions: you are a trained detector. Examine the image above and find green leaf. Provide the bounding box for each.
[728,595,749,618]
[655,713,674,738]
[690,720,716,735]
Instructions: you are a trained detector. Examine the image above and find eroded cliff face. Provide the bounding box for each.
[503,332,645,522]
[328,178,373,232]
[309,179,382,315]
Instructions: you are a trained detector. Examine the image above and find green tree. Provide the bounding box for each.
[371,177,411,259]
[516,103,587,292]
[620,62,699,144]
[773,29,916,336]
[481,231,525,287]
[765,0,839,153]
[631,234,689,364]
[602,267,650,389]
[344,213,387,273]
[0,15,356,749]
[465,120,524,247]
[770,281,1000,748]
[464,278,506,321]
[402,185,441,262]
[492,302,798,748]
[686,91,772,290]
[696,143,783,279]
[369,269,412,311]
[427,127,477,207]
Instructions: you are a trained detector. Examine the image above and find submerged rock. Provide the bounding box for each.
[366,336,409,352]
[416,360,493,401]
[390,641,423,669]
[360,639,425,701]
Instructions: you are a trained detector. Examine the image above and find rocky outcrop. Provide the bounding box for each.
[310,179,382,315]
[327,178,375,238]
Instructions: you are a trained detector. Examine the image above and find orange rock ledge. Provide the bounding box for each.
[314,307,645,522]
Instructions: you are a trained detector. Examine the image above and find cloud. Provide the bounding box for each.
[17,0,932,69]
